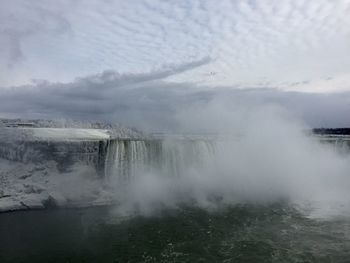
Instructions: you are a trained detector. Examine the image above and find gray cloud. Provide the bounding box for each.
[1,63,349,131]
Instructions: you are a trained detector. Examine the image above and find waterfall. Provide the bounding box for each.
[161,139,216,177]
[334,138,350,154]
[318,137,350,155]
[103,140,149,181]
[101,139,216,182]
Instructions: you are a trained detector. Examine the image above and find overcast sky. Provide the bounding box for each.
[1,0,350,129]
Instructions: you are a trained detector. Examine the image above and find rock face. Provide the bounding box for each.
[0,157,110,212]
[0,124,143,212]
[0,160,57,212]
[0,140,102,171]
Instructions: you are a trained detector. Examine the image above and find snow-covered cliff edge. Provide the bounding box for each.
[0,120,143,212]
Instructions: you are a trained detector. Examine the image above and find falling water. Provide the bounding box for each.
[103,140,148,181]
[319,136,350,155]
[101,136,350,186]
[335,138,350,154]
[102,139,216,182]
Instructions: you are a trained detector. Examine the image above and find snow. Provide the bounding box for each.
[0,120,143,212]
[0,197,26,212]
[26,128,111,140]
[20,193,48,209]
[0,158,113,213]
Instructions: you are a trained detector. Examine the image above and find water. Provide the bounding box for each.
[102,139,216,180]
[0,204,350,262]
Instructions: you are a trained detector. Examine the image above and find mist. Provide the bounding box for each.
[101,101,350,219]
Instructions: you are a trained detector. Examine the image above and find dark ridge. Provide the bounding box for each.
[313,128,350,135]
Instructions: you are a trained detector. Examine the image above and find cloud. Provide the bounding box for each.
[1,63,350,130]
[1,0,350,91]
[0,1,71,64]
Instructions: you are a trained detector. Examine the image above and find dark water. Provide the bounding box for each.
[0,204,350,263]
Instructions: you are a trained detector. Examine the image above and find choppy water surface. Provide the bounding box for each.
[1,203,350,263]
